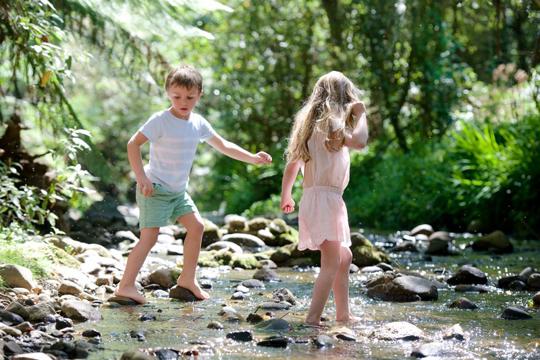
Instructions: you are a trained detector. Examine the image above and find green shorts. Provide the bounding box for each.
[136,183,198,229]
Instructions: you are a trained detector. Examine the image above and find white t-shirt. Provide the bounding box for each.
[139,110,216,192]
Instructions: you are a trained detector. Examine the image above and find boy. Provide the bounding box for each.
[115,65,272,303]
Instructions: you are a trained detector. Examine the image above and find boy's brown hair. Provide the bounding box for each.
[165,65,203,92]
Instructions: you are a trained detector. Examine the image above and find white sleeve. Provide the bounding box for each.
[198,116,217,143]
[139,113,162,142]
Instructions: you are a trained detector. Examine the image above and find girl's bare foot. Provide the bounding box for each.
[336,314,361,324]
[176,279,210,300]
[113,286,147,304]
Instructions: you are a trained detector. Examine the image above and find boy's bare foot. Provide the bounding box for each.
[113,286,147,305]
[176,279,210,300]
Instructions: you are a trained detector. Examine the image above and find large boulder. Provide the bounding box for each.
[61,300,101,322]
[472,230,513,253]
[351,234,390,267]
[426,231,452,255]
[367,274,438,302]
[0,264,36,290]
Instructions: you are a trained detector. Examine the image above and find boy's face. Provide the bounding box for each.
[166,85,201,119]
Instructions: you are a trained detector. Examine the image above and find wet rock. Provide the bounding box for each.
[426,231,451,255]
[130,330,146,341]
[241,279,265,289]
[81,329,101,338]
[442,324,465,341]
[272,288,297,305]
[247,217,270,231]
[61,300,101,322]
[258,302,291,311]
[58,280,84,296]
[139,313,156,322]
[55,317,74,330]
[222,233,266,248]
[206,241,243,254]
[498,275,521,289]
[253,268,280,281]
[410,224,434,237]
[14,321,33,333]
[454,284,491,293]
[501,306,532,320]
[153,289,169,298]
[367,275,438,302]
[257,335,290,348]
[246,313,265,324]
[268,218,288,235]
[120,350,153,360]
[226,330,253,342]
[231,292,246,300]
[351,234,390,267]
[532,292,540,307]
[147,268,176,289]
[508,280,527,290]
[313,334,334,348]
[371,321,424,341]
[257,229,275,244]
[448,297,478,310]
[361,266,383,273]
[255,318,291,331]
[0,264,36,290]
[411,342,445,358]
[107,295,139,305]
[269,244,294,264]
[258,259,278,269]
[207,321,224,330]
[11,353,54,360]
[225,214,248,232]
[0,322,22,336]
[393,241,418,252]
[447,265,487,285]
[4,340,23,354]
[153,349,178,360]
[169,285,200,302]
[6,302,30,321]
[527,273,540,290]
[202,219,222,247]
[230,254,259,269]
[0,309,24,326]
[472,230,513,253]
[519,267,535,282]
[377,263,394,272]
[349,263,360,273]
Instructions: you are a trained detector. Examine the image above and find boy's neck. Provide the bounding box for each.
[168,107,191,120]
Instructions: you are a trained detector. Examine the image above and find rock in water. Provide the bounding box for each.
[226,331,253,342]
[472,230,513,253]
[501,307,532,320]
[371,321,424,341]
[447,265,487,285]
[448,297,478,310]
[169,286,200,302]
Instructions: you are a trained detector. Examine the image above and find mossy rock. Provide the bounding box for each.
[247,217,271,232]
[231,254,259,269]
[350,232,373,248]
[225,214,248,232]
[472,230,513,254]
[270,244,295,265]
[214,249,234,265]
[268,219,288,235]
[265,227,299,247]
[352,244,390,267]
[198,251,220,268]
[202,219,222,247]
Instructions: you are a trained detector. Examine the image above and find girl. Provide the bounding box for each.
[280,71,368,325]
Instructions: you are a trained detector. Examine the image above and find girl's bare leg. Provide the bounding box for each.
[115,227,160,304]
[176,212,209,300]
[305,240,341,325]
[333,246,356,322]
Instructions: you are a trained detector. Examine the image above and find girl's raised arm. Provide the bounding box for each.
[344,102,369,150]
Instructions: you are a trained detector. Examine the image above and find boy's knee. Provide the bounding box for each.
[187,219,205,234]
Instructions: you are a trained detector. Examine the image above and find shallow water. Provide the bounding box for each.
[80,237,540,359]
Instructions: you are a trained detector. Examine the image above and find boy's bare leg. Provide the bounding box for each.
[333,246,358,322]
[176,212,209,300]
[305,240,341,325]
[115,227,160,304]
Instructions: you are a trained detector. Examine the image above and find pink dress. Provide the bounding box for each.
[298,129,351,251]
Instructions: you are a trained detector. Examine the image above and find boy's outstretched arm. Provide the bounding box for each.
[207,134,272,164]
[127,131,154,197]
[344,102,369,150]
[281,160,301,214]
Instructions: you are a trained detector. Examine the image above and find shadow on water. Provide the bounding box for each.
[80,237,540,359]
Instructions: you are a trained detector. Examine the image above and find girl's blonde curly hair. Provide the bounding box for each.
[286,71,362,163]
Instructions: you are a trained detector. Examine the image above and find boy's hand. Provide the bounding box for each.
[137,176,154,197]
[281,194,295,214]
[253,151,272,164]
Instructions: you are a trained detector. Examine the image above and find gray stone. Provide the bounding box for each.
[61,300,102,321]
[442,324,465,341]
[147,268,176,289]
[501,306,532,320]
[371,321,424,341]
[169,285,200,302]
[226,330,253,342]
[313,334,334,348]
[410,224,434,236]
[258,301,291,310]
[222,233,266,248]
[0,264,36,290]
[5,302,29,321]
[258,259,278,269]
[253,268,280,281]
[426,232,451,255]
[58,280,84,296]
[255,318,291,331]
[527,273,540,290]
[241,279,265,288]
[257,335,290,348]
[472,230,513,253]
[207,321,223,330]
[206,241,243,254]
[272,288,297,305]
[367,275,438,302]
[0,309,25,325]
[120,351,154,360]
[411,342,445,358]
[11,353,54,360]
[447,265,487,285]
[448,297,478,310]
[27,302,57,322]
